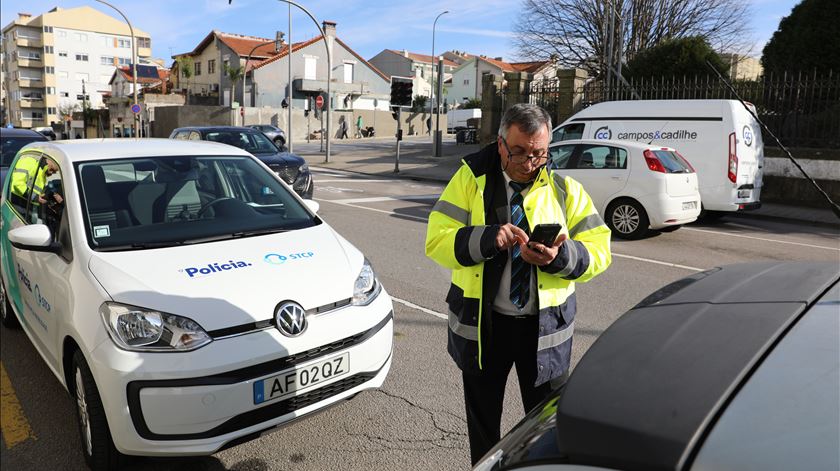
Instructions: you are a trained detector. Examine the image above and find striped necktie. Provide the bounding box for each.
[509,180,530,308]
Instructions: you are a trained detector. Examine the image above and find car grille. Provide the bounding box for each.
[270,165,299,185]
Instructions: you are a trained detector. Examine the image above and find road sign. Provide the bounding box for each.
[240,106,245,118]
[315,95,324,110]
[131,104,141,114]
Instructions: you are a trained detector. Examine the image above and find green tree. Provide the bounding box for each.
[411,94,428,113]
[624,36,729,80]
[176,56,194,96]
[462,98,481,109]
[224,63,244,105]
[762,0,840,74]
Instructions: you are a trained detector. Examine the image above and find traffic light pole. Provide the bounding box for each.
[394,107,402,173]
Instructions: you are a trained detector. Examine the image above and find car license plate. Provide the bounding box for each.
[253,352,349,405]
[738,189,751,198]
[682,201,697,210]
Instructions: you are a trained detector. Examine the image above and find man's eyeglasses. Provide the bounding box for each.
[500,137,548,164]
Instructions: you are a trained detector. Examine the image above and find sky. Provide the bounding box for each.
[2,0,802,65]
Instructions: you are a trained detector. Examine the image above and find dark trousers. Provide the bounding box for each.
[463,311,569,465]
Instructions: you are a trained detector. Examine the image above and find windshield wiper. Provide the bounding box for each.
[231,228,288,238]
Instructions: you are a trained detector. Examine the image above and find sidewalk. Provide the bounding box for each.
[298,138,840,229]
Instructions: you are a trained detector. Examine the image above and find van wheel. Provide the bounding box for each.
[72,351,124,471]
[1,277,20,328]
[607,199,649,240]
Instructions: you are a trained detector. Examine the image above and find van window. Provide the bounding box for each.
[549,145,576,169]
[552,123,585,142]
[576,145,627,170]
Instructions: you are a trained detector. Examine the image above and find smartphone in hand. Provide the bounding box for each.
[528,223,563,248]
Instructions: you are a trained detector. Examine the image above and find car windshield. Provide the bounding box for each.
[205,130,278,155]
[77,155,318,251]
[2,136,44,167]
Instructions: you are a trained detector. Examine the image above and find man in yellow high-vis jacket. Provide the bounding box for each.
[9,154,58,211]
[425,103,612,465]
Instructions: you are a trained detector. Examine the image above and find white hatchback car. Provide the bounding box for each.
[549,139,701,239]
[0,139,393,470]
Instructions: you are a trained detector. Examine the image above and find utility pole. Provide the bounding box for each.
[82,79,87,139]
[395,108,402,173]
[287,2,293,152]
[434,56,444,157]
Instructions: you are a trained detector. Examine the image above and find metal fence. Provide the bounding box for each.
[529,70,840,148]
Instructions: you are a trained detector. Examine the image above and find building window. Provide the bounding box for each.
[32,111,44,119]
[60,91,69,97]
[117,38,131,48]
[343,63,354,84]
[43,26,53,33]
[76,53,89,62]
[138,37,151,48]
[47,107,56,114]
[46,87,55,94]
[58,51,68,57]
[58,30,66,38]
[101,56,114,65]
[118,57,130,66]
[74,33,87,42]
[44,46,54,54]
[208,59,216,74]
[58,71,69,78]
[463,79,469,85]
[304,56,316,80]
[45,66,55,74]
[194,61,201,76]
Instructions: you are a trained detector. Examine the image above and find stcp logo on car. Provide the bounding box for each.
[0,139,393,470]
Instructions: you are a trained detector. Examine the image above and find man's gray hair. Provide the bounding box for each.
[498,103,552,139]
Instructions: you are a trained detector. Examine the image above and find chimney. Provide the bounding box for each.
[322,21,336,39]
[18,12,32,20]
[494,57,503,61]
[402,49,409,58]
[275,31,286,52]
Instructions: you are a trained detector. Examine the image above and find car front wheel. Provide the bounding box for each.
[1,277,20,328]
[73,351,124,471]
[607,199,650,240]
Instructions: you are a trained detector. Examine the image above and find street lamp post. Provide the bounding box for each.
[96,0,138,137]
[230,0,332,162]
[430,10,449,153]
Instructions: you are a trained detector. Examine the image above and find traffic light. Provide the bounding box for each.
[390,76,413,108]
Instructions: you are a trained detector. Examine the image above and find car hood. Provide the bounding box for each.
[252,151,305,167]
[87,223,362,331]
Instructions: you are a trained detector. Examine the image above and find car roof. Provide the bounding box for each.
[554,261,839,470]
[1,128,48,138]
[174,126,258,133]
[19,138,253,163]
[550,138,676,151]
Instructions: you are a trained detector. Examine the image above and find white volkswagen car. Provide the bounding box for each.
[0,140,393,470]
[549,139,701,239]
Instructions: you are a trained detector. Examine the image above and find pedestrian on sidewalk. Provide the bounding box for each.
[356,115,364,138]
[338,116,348,139]
[425,103,612,466]
[427,116,432,135]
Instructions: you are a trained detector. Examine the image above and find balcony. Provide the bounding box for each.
[19,78,45,88]
[20,99,46,108]
[17,57,44,68]
[15,36,43,48]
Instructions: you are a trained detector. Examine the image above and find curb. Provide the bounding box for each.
[725,210,840,230]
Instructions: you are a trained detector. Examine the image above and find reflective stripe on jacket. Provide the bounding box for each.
[425,144,611,385]
[10,154,46,202]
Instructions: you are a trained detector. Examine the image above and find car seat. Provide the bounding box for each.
[579,151,595,168]
[81,166,132,230]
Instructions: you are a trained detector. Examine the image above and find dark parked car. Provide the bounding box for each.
[32,126,58,140]
[169,126,312,198]
[1,128,49,190]
[249,124,286,147]
[475,261,839,471]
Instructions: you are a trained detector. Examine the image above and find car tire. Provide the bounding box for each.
[1,277,20,328]
[607,199,650,240]
[72,351,124,471]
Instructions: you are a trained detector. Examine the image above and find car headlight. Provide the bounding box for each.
[299,163,309,174]
[100,302,212,352]
[352,258,381,306]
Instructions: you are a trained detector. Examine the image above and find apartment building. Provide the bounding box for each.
[1,6,151,129]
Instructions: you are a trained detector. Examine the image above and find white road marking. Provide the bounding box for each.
[315,179,401,183]
[392,297,447,320]
[683,227,839,251]
[613,253,703,271]
[315,198,430,222]
[330,195,440,204]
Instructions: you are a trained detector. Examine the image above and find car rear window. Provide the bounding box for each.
[650,150,693,173]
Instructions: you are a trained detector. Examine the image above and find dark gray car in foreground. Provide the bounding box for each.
[475,261,839,471]
[170,126,312,198]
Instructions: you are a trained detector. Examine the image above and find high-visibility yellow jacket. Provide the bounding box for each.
[425,144,611,384]
[10,154,47,206]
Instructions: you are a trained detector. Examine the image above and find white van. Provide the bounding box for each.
[552,100,764,214]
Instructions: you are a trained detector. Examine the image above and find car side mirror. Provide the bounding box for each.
[303,199,319,213]
[8,224,61,254]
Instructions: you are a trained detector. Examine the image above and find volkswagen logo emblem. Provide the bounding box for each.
[275,302,307,337]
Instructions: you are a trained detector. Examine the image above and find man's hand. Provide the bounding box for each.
[521,234,568,266]
[495,223,529,250]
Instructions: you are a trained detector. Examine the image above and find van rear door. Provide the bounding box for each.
[729,102,763,203]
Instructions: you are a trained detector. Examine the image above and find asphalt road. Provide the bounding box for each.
[2,167,838,471]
